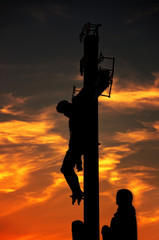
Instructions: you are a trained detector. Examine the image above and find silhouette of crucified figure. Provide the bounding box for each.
[56,91,86,205]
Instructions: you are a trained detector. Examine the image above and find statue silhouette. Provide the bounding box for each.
[72,220,84,240]
[102,189,137,240]
[56,90,87,205]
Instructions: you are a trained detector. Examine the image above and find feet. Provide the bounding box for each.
[70,191,84,205]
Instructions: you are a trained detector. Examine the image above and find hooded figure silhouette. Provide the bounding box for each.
[102,189,137,240]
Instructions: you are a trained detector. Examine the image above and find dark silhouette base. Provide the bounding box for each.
[71,190,137,240]
[72,220,84,240]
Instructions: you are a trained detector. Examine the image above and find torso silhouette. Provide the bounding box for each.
[110,204,137,240]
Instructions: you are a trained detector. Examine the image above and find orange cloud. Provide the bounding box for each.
[99,144,158,209]
[25,173,65,205]
[139,209,159,225]
[99,144,132,177]
[114,129,158,143]
[100,74,159,109]
[0,93,29,116]
[0,102,68,217]
[112,120,159,144]
[98,77,159,231]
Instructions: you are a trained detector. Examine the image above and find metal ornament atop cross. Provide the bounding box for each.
[79,22,102,42]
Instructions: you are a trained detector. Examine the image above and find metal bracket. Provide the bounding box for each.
[98,52,115,98]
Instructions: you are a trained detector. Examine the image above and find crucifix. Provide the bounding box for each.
[78,23,115,240]
[57,23,115,240]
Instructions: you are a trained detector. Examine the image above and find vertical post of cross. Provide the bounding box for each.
[83,34,99,240]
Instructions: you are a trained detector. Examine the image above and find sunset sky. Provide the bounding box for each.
[0,0,159,240]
